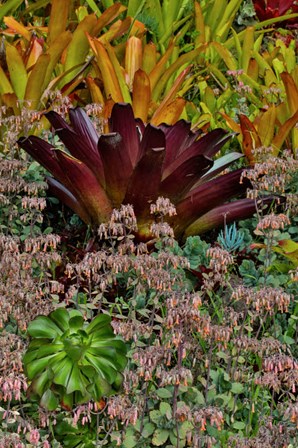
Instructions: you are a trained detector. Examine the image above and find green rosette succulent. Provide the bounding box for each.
[23,309,127,410]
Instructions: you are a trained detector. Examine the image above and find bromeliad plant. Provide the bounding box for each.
[18,102,276,240]
[252,0,298,23]
[23,309,127,410]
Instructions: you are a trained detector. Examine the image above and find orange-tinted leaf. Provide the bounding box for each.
[239,114,262,165]
[86,76,105,104]
[99,17,132,43]
[151,97,186,126]
[47,0,71,44]
[1,92,19,114]
[125,36,142,88]
[194,1,205,45]
[247,58,259,81]
[271,109,298,155]
[88,36,124,102]
[4,16,31,40]
[25,36,43,69]
[142,42,157,74]
[152,66,191,122]
[281,71,298,116]
[149,42,175,91]
[256,105,276,148]
[152,45,207,101]
[132,69,151,122]
[103,41,131,103]
[92,3,127,36]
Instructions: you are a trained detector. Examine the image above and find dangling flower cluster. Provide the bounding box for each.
[202,246,234,291]
[107,396,138,426]
[231,286,292,315]
[256,213,291,232]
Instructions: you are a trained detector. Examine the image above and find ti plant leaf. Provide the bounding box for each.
[18,103,281,241]
[23,309,127,410]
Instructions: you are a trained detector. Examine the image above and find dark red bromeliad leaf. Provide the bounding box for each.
[18,103,281,240]
[252,0,298,23]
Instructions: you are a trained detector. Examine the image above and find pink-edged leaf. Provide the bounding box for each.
[45,110,105,186]
[54,150,112,224]
[162,129,232,180]
[175,169,250,231]
[109,103,140,167]
[160,154,213,202]
[98,132,133,207]
[47,177,91,224]
[124,125,166,218]
[159,120,201,168]
[183,196,285,237]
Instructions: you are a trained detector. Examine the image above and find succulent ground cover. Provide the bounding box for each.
[0,1,298,447]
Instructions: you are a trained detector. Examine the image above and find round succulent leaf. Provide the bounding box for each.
[84,352,118,384]
[60,391,74,411]
[49,308,71,332]
[62,337,89,361]
[30,369,52,397]
[111,372,124,392]
[68,309,85,319]
[92,375,112,401]
[88,326,115,340]
[87,346,127,370]
[27,315,63,339]
[36,343,64,358]
[25,351,66,380]
[40,389,59,411]
[53,357,74,387]
[85,313,111,334]
[80,364,97,380]
[68,315,85,331]
[65,363,90,395]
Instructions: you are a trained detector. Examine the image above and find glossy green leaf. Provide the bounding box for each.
[40,389,59,411]
[27,316,63,339]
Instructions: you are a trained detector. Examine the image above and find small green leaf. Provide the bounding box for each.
[142,422,155,437]
[232,421,246,430]
[123,435,138,448]
[150,410,162,424]
[152,428,170,446]
[156,388,173,399]
[159,401,172,418]
[231,382,244,394]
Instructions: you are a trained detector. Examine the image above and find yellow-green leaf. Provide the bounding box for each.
[47,0,71,44]
[62,14,97,86]
[25,54,51,109]
[5,43,27,100]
